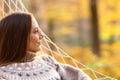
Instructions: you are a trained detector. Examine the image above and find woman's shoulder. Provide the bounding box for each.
[0,55,46,72]
[39,54,59,68]
[0,55,61,80]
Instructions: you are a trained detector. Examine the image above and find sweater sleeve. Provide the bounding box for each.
[57,64,92,80]
[41,55,92,80]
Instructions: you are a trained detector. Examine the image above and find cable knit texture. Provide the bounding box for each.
[0,54,92,80]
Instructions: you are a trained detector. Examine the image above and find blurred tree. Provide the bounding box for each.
[48,19,56,50]
[90,0,100,56]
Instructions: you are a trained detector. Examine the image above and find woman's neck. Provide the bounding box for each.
[20,51,36,62]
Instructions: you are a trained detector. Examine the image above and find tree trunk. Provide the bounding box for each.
[90,0,100,56]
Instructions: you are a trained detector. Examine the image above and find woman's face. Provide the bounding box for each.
[27,17,44,52]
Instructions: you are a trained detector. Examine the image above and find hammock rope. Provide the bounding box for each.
[0,0,117,80]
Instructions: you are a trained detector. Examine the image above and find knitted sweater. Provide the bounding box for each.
[0,55,92,80]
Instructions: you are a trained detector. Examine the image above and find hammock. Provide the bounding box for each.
[0,0,117,80]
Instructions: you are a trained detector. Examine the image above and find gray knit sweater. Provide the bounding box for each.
[0,55,92,80]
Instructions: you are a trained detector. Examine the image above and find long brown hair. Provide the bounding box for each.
[0,12,32,65]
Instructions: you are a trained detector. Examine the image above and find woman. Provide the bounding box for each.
[0,12,92,80]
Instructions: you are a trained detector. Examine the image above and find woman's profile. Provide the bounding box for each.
[0,12,92,80]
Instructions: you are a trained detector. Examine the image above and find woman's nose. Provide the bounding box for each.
[39,32,44,39]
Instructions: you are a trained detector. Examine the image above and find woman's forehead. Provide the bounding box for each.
[32,17,39,27]
[31,17,42,32]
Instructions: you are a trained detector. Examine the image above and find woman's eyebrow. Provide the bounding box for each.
[34,27,38,29]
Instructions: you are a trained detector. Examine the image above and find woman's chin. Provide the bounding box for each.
[28,46,41,52]
[35,47,41,52]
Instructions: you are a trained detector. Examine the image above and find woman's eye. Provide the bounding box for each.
[34,29,39,33]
